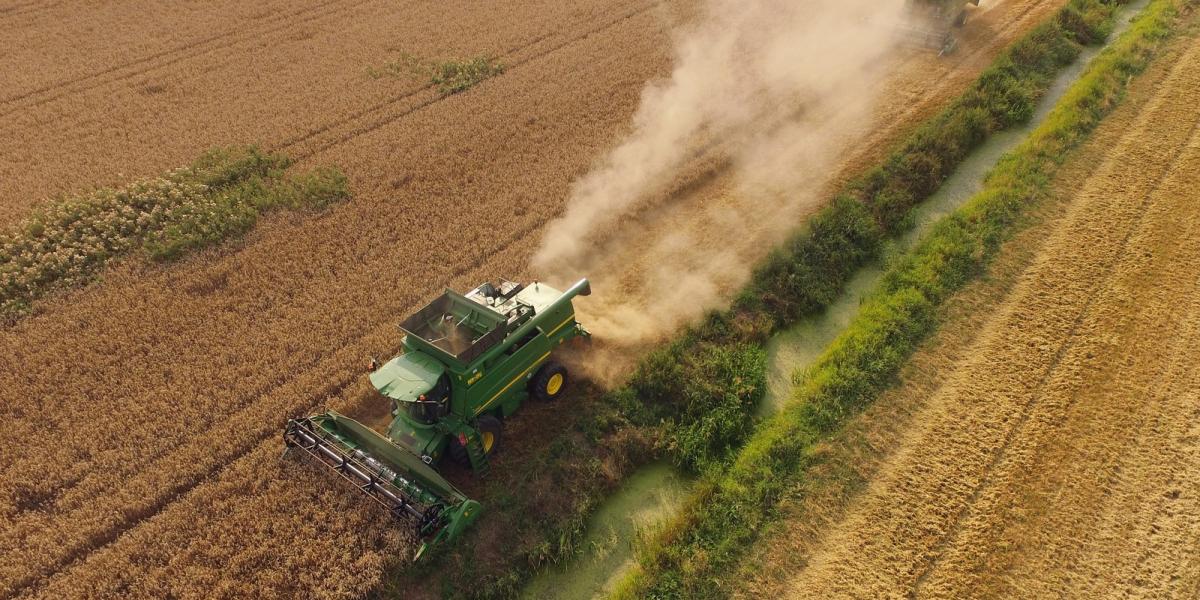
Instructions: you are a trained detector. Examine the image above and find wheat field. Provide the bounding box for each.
[0,0,1079,597]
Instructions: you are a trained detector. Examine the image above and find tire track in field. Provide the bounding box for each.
[920,128,1200,598]
[0,0,372,116]
[1112,324,1200,596]
[0,1,59,19]
[1025,269,1200,597]
[786,32,1200,599]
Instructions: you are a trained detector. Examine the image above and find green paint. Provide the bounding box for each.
[286,279,591,558]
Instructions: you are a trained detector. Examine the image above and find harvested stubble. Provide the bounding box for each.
[792,23,1200,596]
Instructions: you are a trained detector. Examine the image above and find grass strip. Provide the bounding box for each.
[367,53,506,95]
[0,146,348,322]
[614,0,1183,597]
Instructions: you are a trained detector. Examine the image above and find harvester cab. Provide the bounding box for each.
[284,278,591,560]
[902,0,982,55]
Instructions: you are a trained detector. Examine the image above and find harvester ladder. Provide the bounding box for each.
[465,432,490,477]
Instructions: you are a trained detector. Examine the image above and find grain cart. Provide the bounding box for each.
[903,0,982,55]
[284,279,591,559]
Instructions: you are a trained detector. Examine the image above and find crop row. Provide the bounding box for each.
[614,0,1185,596]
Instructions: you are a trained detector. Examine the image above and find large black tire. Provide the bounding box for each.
[447,415,503,466]
[447,437,469,466]
[529,361,569,402]
[476,415,502,455]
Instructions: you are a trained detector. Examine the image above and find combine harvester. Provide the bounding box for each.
[904,0,983,55]
[284,279,591,559]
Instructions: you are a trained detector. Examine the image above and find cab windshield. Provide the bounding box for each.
[405,374,450,424]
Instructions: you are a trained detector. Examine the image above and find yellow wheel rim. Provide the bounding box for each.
[481,431,495,454]
[547,373,564,395]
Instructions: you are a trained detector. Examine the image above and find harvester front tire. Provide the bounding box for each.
[530,362,568,401]
[448,415,503,466]
[477,416,502,455]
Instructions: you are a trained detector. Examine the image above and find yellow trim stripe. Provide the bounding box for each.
[545,313,575,337]
[475,350,552,416]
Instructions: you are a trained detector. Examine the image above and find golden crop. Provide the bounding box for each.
[0,0,674,595]
[0,0,1081,597]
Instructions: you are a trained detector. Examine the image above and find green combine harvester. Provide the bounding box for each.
[284,279,591,559]
[904,0,983,55]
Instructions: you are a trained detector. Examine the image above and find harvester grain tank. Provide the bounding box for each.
[284,279,591,559]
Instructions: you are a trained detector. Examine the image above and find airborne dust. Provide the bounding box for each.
[533,0,908,380]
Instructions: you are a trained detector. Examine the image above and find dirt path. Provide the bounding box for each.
[0,0,1070,597]
[785,30,1200,599]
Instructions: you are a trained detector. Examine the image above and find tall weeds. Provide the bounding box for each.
[0,146,348,321]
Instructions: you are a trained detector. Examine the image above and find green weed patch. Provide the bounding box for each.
[0,146,348,321]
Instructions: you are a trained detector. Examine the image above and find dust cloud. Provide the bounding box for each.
[534,0,909,364]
